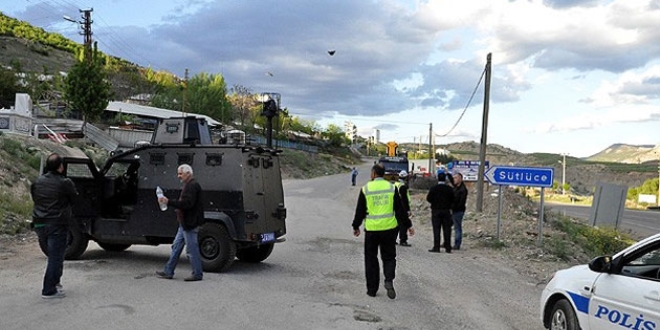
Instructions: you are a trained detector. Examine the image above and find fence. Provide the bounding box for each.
[250,135,318,153]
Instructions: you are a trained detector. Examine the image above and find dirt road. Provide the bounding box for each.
[0,162,544,330]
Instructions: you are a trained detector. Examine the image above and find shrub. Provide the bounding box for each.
[551,216,634,257]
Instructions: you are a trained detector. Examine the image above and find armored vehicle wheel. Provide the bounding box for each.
[97,242,132,252]
[236,243,274,263]
[39,226,89,260]
[198,222,236,272]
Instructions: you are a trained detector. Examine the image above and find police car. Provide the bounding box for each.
[540,233,660,330]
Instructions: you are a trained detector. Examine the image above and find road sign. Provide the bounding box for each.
[448,160,489,182]
[484,166,554,187]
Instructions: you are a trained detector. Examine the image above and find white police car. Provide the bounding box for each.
[540,233,660,330]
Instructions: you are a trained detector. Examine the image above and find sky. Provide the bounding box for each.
[2,0,660,158]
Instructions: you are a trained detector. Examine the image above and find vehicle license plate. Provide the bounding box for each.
[260,232,275,243]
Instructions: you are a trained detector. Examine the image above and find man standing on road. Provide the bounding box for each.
[156,164,204,282]
[426,172,455,253]
[31,153,79,299]
[353,164,415,299]
[452,173,468,250]
[394,170,412,247]
[351,167,358,186]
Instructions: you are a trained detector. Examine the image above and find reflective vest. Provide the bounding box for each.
[394,181,410,202]
[362,179,397,231]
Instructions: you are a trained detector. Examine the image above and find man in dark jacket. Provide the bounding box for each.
[31,153,79,299]
[156,164,204,281]
[451,173,468,250]
[353,164,415,299]
[426,172,455,253]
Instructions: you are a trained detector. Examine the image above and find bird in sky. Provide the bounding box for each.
[328,50,336,56]
[266,71,273,77]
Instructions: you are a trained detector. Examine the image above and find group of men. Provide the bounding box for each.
[351,163,468,299]
[31,153,204,299]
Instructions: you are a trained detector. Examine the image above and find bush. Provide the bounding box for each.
[551,216,634,257]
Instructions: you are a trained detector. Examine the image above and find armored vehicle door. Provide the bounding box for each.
[243,151,286,243]
[62,157,102,218]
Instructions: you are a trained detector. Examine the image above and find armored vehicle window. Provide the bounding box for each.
[149,152,166,165]
[66,163,94,178]
[205,153,223,166]
[178,153,194,166]
[106,162,132,177]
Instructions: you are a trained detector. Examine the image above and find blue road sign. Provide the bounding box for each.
[484,166,554,187]
[448,160,489,182]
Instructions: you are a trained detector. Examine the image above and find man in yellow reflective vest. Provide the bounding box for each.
[353,164,415,299]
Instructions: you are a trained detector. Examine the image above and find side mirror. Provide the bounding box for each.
[588,256,612,273]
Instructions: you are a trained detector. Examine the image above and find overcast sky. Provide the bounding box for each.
[3,0,660,157]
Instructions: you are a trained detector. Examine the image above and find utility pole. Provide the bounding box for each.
[428,123,433,176]
[64,8,93,63]
[561,153,567,195]
[182,68,189,115]
[476,53,492,213]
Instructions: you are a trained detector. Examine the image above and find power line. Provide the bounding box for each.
[436,67,486,137]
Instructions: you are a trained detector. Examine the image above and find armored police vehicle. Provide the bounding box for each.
[49,117,286,272]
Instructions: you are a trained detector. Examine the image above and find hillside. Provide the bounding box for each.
[586,143,660,164]
[0,35,76,74]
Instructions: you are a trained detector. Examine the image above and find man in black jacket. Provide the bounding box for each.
[31,153,79,299]
[426,172,455,253]
[156,164,204,281]
[452,173,468,250]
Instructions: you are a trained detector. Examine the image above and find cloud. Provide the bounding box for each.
[373,123,399,131]
[8,0,660,137]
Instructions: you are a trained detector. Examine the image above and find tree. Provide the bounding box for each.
[322,124,348,147]
[185,73,231,120]
[229,84,256,126]
[63,43,112,125]
[0,65,22,108]
[150,72,231,122]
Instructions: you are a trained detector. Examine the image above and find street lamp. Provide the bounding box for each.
[558,154,567,195]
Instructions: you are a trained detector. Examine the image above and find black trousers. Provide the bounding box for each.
[431,210,453,252]
[398,225,408,243]
[364,228,398,293]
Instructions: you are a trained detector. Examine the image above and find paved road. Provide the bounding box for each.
[547,202,660,239]
[0,161,544,330]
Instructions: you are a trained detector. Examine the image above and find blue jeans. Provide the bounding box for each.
[453,211,465,248]
[35,224,68,296]
[163,226,203,279]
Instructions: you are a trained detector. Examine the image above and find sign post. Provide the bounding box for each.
[484,166,554,244]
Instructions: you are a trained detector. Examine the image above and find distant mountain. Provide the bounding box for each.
[586,143,660,164]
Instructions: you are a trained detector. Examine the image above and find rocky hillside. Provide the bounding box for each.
[586,143,660,164]
[0,35,76,73]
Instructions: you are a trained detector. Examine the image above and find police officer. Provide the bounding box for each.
[353,164,415,299]
[394,170,412,246]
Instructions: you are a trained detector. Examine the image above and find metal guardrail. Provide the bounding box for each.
[250,135,318,153]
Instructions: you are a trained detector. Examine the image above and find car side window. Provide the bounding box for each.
[621,244,660,280]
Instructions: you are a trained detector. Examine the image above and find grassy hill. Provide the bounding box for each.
[586,143,659,164]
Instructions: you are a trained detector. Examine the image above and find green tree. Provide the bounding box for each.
[63,43,113,125]
[0,65,22,108]
[322,124,348,147]
[185,73,231,120]
[229,84,256,126]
